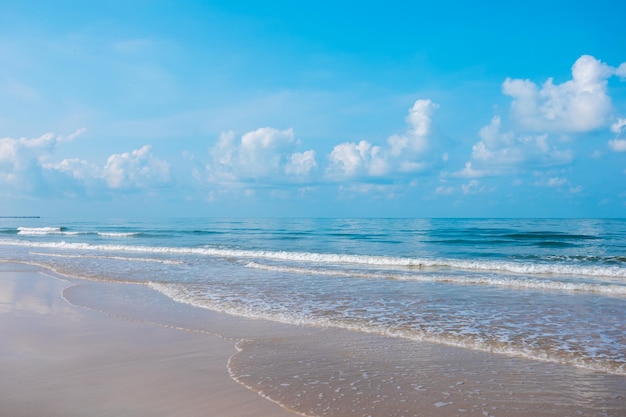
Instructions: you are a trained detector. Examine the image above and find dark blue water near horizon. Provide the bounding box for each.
[1,217,625,375]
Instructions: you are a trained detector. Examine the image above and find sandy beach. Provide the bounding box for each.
[0,263,297,417]
[2,261,625,417]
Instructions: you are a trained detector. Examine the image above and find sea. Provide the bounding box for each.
[1,217,625,415]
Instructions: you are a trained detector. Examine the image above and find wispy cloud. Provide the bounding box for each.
[608,139,626,152]
[609,118,626,152]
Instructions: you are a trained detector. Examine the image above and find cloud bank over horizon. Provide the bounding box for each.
[5,56,623,191]
[1,2,625,217]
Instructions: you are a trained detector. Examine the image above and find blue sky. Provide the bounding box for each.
[1,1,625,218]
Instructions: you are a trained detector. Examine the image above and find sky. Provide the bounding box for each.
[1,0,625,218]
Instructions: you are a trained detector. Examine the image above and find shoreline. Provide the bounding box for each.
[0,262,298,417]
[2,261,625,417]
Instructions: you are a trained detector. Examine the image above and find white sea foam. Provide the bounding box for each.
[1,239,625,279]
[97,232,141,237]
[244,262,626,296]
[17,227,63,235]
[146,281,626,376]
[16,227,139,237]
[16,227,88,236]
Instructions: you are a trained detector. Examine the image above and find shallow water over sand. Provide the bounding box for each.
[63,277,626,417]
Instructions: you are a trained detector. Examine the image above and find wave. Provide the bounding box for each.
[17,227,64,235]
[97,232,141,238]
[147,281,626,376]
[15,228,141,238]
[244,262,626,296]
[16,227,90,236]
[1,239,625,278]
[29,251,184,265]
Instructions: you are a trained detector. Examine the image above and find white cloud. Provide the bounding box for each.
[466,116,573,171]
[503,55,625,132]
[546,177,568,187]
[0,130,87,189]
[62,128,87,143]
[45,158,100,180]
[471,116,525,165]
[327,99,438,180]
[285,150,317,177]
[0,130,169,194]
[453,161,489,178]
[337,183,404,199]
[435,179,488,196]
[398,161,427,173]
[102,145,170,189]
[327,140,388,178]
[239,127,296,177]
[450,56,624,189]
[388,99,439,156]
[206,127,316,183]
[611,118,626,134]
[435,185,455,195]
[608,139,626,152]
[461,179,481,195]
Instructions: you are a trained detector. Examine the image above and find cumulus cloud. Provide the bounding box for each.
[388,99,439,156]
[101,145,170,189]
[456,116,573,177]
[43,144,171,190]
[503,55,625,132]
[285,150,317,176]
[327,99,438,180]
[327,140,388,178]
[447,55,625,192]
[45,158,100,181]
[206,127,316,183]
[0,129,87,190]
[0,130,170,194]
[202,99,438,190]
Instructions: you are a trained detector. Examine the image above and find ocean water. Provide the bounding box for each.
[1,217,625,378]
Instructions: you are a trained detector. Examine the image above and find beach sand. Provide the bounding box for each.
[0,263,297,417]
[2,262,625,417]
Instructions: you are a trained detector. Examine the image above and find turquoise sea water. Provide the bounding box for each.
[1,217,625,375]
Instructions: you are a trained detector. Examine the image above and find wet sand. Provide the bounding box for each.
[1,262,625,417]
[0,263,296,417]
